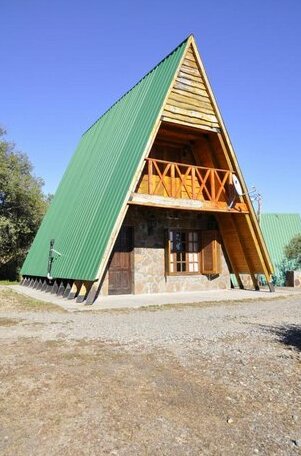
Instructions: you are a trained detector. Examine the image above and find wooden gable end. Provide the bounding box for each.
[162,44,220,132]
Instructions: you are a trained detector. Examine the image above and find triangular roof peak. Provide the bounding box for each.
[84,35,193,136]
[21,35,274,293]
[162,36,221,132]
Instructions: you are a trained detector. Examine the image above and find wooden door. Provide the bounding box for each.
[108,226,133,295]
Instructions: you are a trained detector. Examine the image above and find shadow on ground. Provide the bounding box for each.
[261,324,301,351]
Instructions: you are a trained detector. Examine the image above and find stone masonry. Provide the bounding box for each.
[100,206,231,295]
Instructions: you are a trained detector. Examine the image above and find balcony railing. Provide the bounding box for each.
[137,158,235,205]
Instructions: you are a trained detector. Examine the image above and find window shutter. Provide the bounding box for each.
[201,230,221,274]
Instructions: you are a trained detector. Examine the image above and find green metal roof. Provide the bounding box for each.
[260,213,301,268]
[21,37,188,281]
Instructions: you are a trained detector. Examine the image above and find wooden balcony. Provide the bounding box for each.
[130,158,248,213]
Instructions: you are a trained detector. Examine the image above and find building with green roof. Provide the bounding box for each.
[260,213,301,281]
[21,35,274,303]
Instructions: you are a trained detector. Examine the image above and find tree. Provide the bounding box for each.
[273,233,301,286]
[284,234,301,267]
[0,128,49,280]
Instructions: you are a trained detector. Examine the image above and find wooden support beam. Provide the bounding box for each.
[76,283,87,303]
[191,166,196,199]
[148,159,153,194]
[22,277,29,287]
[37,279,43,290]
[170,163,175,197]
[68,281,79,300]
[41,280,47,292]
[85,281,100,305]
[63,282,72,298]
[57,281,65,296]
[50,280,59,294]
[29,278,35,288]
[231,215,259,291]
[216,215,244,289]
[46,281,53,293]
[243,214,274,291]
[129,192,247,213]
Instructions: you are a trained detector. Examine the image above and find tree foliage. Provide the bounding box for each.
[0,128,49,279]
[284,234,301,266]
[273,233,301,286]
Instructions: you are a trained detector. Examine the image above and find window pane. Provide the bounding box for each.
[176,262,186,272]
[168,230,200,275]
[175,232,183,252]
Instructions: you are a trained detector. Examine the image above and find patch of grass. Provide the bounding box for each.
[0,288,66,313]
[0,280,19,285]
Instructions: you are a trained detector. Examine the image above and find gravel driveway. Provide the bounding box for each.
[0,288,300,455]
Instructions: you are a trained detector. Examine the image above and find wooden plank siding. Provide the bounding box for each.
[216,213,268,274]
[162,45,220,131]
[216,214,250,273]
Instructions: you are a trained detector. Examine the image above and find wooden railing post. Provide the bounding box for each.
[191,167,196,199]
[171,163,175,198]
[210,169,216,201]
[148,159,153,194]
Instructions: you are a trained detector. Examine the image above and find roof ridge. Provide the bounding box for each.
[82,35,192,136]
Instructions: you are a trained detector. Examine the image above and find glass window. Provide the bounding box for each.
[167,230,221,276]
[168,230,200,275]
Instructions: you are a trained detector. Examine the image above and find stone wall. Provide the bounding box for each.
[102,206,230,295]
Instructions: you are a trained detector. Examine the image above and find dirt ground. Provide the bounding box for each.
[0,288,300,456]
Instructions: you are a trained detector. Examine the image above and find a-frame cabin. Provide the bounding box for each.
[21,35,274,303]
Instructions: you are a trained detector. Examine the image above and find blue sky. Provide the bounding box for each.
[1,0,300,213]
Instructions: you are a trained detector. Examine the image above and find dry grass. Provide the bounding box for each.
[0,288,66,313]
[0,335,300,456]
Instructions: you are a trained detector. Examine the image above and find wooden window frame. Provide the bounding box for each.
[166,229,201,276]
[166,229,221,276]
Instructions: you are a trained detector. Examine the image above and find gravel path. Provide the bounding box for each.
[1,294,300,348]
[0,289,301,455]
